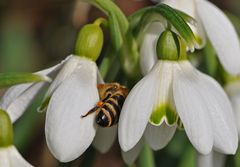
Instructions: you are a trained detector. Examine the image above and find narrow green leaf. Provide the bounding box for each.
[154,4,196,51]
[130,4,197,51]
[175,9,197,26]
[0,73,51,88]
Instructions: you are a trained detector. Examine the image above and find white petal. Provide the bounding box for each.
[45,60,99,162]
[45,55,81,98]
[198,73,238,154]
[197,152,213,167]
[140,22,163,76]
[175,61,238,154]
[118,63,159,151]
[173,61,213,154]
[0,61,65,122]
[121,138,144,165]
[0,146,33,167]
[196,0,240,75]
[150,61,177,126]
[92,126,117,153]
[144,122,176,151]
[6,83,45,122]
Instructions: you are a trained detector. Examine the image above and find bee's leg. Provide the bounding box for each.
[81,106,98,118]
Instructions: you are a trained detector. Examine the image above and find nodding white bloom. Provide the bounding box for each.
[0,23,117,162]
[0,146,33,167]
[44,55,117,162]
[158,0,240,75]
[0,56,71,123]
[118,30,238,164]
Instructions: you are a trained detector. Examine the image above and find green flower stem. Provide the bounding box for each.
[93,18,108,27]
[0,109,13,147]
[137,144,156,167]
[202,40,218,77]
[90,0,129,34]
[83,0,141,78]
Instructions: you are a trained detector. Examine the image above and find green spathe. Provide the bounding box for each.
[156,30,187,61]
[0,73,50,88]
[150,104,178,126]
[75,24,104,61]
[0,109,13,147]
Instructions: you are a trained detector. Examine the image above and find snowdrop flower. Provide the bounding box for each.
[118,30,238,164]
[156,0,240,75]
[0,21,117,162]
[0,109,33,167]
[44,23,118,162]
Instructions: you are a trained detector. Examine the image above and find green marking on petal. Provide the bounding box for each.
[37,96,51,113]
[194,34,203,47]
[149,104,178,126]
[177,117,184,130]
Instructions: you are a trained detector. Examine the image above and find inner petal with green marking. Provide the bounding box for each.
[149,103,178,126]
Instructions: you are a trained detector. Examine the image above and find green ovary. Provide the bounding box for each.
[149,104,178,126]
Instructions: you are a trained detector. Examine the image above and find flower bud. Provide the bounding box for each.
[0,109,13,147]
[75,23,104,61]
[156,30,187,61]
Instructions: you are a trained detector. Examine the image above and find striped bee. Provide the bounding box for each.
[81,83,128,127]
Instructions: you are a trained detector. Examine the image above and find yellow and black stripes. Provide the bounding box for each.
[97,92,125,127]
[81,83,128,127]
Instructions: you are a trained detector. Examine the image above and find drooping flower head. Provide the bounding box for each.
[0,18,117,162]
[118,29,238,164]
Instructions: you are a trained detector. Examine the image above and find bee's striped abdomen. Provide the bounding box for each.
[82,83,128,128]
[97,93,126,127]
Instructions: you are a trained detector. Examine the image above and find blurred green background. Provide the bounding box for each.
[0,0,239,166]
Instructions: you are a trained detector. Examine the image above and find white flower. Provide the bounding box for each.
[159,0,240,75]
[0,146,33,167]
[0,55,71,122]
[44,55,116,162]
[118,60,238,160]
[0,55,116,162]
